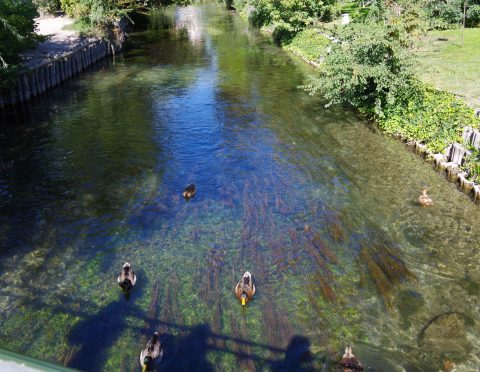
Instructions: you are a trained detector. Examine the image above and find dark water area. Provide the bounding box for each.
[0,5,479,371]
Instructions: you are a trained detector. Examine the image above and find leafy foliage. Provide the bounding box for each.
[33,0,61,15]
[462,149,480,183]
[234,0,339,43]
[303,20,418,117]
[0,0,38,90]
[378,86,478,153]
[425,0,480,29]
[60,0,126,27]
[283,28,331,62]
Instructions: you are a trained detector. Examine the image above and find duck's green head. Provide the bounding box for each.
[142,356,152,372]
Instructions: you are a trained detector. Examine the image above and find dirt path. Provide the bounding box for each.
[21,16,98,69]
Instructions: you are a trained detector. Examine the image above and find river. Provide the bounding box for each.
[0,4,479,371]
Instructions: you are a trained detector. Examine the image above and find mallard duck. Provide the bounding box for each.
[140,332,163,372]
[183,184,196,200]
[117,262,137,291]
[341,346,363,371]
[235,271,256,306]
[418,188,433,206]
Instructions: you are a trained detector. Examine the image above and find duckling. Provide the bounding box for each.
[341,346,363,371]
[140,332,163,372]
[117,262,137,291]
[183,184,196,200]
[235,271,256,306]
[418,188,433,206]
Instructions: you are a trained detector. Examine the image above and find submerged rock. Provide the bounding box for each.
[419,312,469,360]
[396,290,425,325]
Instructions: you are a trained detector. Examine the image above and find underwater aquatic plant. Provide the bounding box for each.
[359,238,416,310]
[327,218,346,243]
[311,232,337,264]
[360,246,394,309]
[315,272,336,302]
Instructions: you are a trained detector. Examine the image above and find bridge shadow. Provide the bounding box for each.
[66,271,147,372]
[51,279,331,371]
[270,336,315,371]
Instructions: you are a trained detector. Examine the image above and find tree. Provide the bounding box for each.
[0,0,38,90]
[304,19,418,117]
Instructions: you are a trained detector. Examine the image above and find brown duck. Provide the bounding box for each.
[418,188,433,206]
[183,184,196,200]
[341,346,363,371]
[235,271,256,306]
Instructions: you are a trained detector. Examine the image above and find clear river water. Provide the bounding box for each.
[0,5,479,371]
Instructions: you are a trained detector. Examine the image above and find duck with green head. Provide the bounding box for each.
[140,332,163,371]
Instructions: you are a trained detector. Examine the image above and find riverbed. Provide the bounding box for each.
[0,5,479,371]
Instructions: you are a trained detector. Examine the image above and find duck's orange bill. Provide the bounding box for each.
[241,297,246,306]
[142,363,148,372]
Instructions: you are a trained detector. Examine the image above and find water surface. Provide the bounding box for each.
[0,5,479,371]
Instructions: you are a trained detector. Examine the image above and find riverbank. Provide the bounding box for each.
[233,5,480,204]
[20,16,98,69]
[0,15,126,109]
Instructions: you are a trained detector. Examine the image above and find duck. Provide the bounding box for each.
[183,184,196,200]
[341,346,363,371]
[140,332,163,372]
[418,188,433,206]
[442,360,455,372]
[117,262,137,291]
[235,271,256,306]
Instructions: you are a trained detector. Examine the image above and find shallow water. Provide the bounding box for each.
[0,5,479,371]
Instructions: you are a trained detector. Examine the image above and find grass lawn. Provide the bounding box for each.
[415,28,480,108]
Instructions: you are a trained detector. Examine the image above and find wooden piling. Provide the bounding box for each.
[1,39,114,108]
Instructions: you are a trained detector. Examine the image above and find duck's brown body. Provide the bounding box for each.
[183,184,196,199]
[341,346,363,371]
[235,271,256,306]
[418,188,433,206]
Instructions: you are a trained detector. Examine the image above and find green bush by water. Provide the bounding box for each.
[283,28,331,63]
[233,0,338,43]
[379,85,478,153]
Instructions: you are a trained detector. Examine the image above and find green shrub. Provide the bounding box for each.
[467,4,480,26]
[33,0,61,14]
[379,86,478,153]
[0,0,39,90]
[60,0,131,27]
[462,149,480,183]
[303,20,417,117]
[283,28,331,62]
[233,0,337,43]
[425,0,480,29]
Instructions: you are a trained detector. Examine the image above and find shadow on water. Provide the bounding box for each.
[66,274,147,371]
[270,336,315,372]
[160,324,214,371]
[156,323,322,372]
[64,287,324,371]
